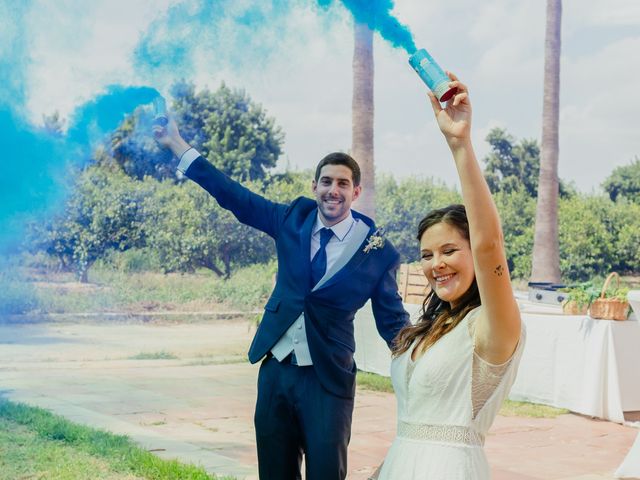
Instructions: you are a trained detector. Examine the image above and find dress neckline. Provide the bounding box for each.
[408,310,478,363]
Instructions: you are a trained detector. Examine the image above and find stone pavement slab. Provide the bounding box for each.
[0,319,637,479]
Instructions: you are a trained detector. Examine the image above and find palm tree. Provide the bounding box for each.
[531,0,562,283]
[352,21,376,219]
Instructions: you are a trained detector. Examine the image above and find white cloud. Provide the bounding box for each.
[25,0,173,121]
[568,0,640,27]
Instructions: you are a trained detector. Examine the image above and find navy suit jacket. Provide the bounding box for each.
[185,156,410,398]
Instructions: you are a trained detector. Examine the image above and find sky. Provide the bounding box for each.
[7,0,640,194]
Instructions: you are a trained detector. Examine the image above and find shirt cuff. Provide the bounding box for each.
[176,148,201,174]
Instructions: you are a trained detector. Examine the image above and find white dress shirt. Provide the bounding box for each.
[176,148,200,174]
[270,213,360,366]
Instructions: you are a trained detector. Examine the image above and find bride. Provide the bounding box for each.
[377,74,526,479]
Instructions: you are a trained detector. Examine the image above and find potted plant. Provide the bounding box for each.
[562,283,595,315]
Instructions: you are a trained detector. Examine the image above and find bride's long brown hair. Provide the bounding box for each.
[393,205,481,357]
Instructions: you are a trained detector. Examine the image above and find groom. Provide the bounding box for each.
[154,117,409,480]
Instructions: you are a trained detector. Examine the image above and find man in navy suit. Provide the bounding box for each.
[154,117,409,480]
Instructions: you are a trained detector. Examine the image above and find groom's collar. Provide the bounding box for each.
[313,211,356,242]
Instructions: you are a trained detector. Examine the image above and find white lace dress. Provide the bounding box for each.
[378,308,526,480]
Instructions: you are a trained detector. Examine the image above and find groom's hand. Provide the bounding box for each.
[153,116,192,159]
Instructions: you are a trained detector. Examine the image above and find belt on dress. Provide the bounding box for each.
[397,421,485,446]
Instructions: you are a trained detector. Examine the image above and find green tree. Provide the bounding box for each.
[106,81,285,183]
[32,166,151,282]
[591,196,640,275]
[558,195,611,280]
[602,157,640,203]
[140,179,264,278]
[171,81,285,182]
[483,128,540,197]
[483,127,573,198]
[263,170,312,204]
[494,189,536,279]
[376,174,461,262]
[141,171,310,278]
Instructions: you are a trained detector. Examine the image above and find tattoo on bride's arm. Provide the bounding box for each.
[494,265,504,277]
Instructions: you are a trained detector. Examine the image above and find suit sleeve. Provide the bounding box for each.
[184,156,286,239]
[370,255,411,349]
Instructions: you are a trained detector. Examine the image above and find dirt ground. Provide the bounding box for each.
[0,316,637,479]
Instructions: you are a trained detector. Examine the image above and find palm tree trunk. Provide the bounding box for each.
[531,0,562,283]
[352,21,375,219]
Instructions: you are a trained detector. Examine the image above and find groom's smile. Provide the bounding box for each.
[312,164,361,226]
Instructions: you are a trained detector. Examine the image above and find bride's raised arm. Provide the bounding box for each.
[427,73,521,364]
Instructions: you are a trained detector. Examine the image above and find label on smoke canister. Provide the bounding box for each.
[433,81,451,100]
[409,48,451,101]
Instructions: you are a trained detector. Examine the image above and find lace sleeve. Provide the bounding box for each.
[468,318,515,419]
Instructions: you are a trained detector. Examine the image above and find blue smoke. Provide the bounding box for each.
[1,82,160,253]
[0,0,416,253]
[0,85,161,251]
[320,0,416,54]
[66,85,160,146]
[133,0,294,80]
[0,0,164,254]
[0,0,30,109]
[134,0,415,82]
[0,110,66,251]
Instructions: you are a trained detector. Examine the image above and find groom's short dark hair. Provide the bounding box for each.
[315,152,361,187]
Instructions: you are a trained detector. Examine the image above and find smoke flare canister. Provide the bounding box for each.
[152,96,168,127]
[409,49,457,102]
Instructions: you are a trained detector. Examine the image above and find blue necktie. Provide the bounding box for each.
[311,228,334,287]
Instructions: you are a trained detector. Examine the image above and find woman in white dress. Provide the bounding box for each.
[377,75,525,479]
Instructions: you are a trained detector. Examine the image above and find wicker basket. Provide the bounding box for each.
[589,272,630,321]
[562,300,588,316]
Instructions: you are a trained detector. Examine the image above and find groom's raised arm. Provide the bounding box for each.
[154,116,287,239]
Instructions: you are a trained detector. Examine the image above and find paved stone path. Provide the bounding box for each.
[0,319,637,479]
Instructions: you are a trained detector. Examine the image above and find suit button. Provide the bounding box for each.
[297,323,302,329]
[294,339,299,344]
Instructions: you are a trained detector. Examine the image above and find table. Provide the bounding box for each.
[353,300,640,423]
[616,431,640,478]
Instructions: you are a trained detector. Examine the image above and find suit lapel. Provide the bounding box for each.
[299,208,317,288]
[312,220,374,292]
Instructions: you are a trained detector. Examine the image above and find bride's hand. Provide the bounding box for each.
[427,72,471,147]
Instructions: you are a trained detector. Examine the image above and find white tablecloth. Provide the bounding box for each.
[354,301,640,423]
[616,431,640,478]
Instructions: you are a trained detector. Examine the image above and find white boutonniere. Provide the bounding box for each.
[363,228,386,253]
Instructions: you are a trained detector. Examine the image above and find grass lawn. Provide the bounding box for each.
[0,417,145,480]
[2,261,276,316]
[0,399,234,480]
[356,370,569,418]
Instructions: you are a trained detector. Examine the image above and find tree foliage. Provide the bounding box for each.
[30,166,151,282]
[105,81,285,183]
[140,180,266,278]
[482,127,573,198]
[483,128,541,197]
[494,189,536,279]
[376,174,461,262]
[30,82,639,284]
[602,157,640,203]
[141,170,310,277]
[171,81,284,182]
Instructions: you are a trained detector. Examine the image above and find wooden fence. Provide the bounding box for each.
[397,263,429,305]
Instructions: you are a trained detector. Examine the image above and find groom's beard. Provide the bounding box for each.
[317,195,349,222]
